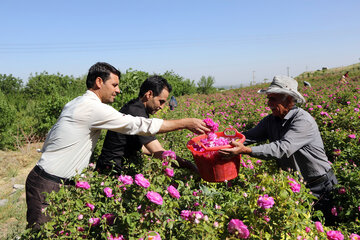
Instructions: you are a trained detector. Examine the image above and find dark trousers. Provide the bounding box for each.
[307,170,338,226]
[25,167,61,230]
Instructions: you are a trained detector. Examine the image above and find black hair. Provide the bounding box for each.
[138,75,172,98]
[86,62,121,89]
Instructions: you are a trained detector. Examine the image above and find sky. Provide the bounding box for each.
[1,0,360,87]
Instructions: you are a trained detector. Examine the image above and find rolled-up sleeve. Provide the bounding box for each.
[90,103,163,136]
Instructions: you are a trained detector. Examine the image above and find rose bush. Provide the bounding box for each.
[21,70,360,239]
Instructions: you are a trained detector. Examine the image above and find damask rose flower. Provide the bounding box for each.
[146,231,161,240]
[146,191,163,205]
[326,230,344,240]
[102,213,115,225]
[331,206,338,216]
[338,188,346,194]
[315,221,324,232]
[227,219,250,239]
[287,177,301,193]
[180,210,192,221]
[135,174,150,188]
[203,118,219,133]
[257,194,275,209]
[77,227,85,232]
[162,150,176,160]
[350,234,360,240]
[104,187,114,198]
[167,185,180,199]
[78,214,83,220]
[89,217,100,226]
[349,134,356,139]
[76,181,90,190]
[165,168,174,177]
[118,175,133,185]
[107,234,125,240]
[86,203,95,211]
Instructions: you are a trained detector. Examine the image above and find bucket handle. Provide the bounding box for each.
[223,128,239,137]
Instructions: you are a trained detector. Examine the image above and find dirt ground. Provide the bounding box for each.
[0,142,43,239]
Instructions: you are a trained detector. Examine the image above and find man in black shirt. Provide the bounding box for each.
[96,75,197,174]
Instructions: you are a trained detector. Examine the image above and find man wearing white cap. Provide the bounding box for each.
[219,75,337,225]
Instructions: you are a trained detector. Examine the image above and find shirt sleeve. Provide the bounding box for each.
[243,117,270,145]
[89,103,163,136]
[250,117,314,160]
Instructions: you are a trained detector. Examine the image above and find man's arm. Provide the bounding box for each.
[142,140,198,173]
[159,118,209,135]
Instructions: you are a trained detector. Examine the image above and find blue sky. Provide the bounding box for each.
[1,0,360,87]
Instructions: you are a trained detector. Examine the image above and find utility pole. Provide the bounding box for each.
[252,71,255,85]
[287,67,290,77]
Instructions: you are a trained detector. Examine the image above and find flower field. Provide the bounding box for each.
[22,67,360,239]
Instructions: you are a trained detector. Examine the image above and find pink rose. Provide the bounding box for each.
[257,194,275,209]
[86,203,95,211]
[165,168,174,177]
[146,231,161,240]
[227,219,250,239]
[118,175,133,185]
[167,185,180,199]
[104,187,114,198]
[350,234,360,240]
[314,221,324,232]
[331,207,338,216]
[76,181,90,190]
[338,188,346,194]
[203,118,219,133]
[180,210,192,220]
[102,213,115,225]
[349,134,356,139]
[78,214,83,220]
[89,217,100,226]
[146,191,163,205]
[162,150,176,160]
[326,230,344,240]
[135,174,150,188]
[107,234,125,240]
[288,177,301,193]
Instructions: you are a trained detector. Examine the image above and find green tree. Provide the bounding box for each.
[0,74,23,94]
[197,75,216,94]
[24,72,85,99]
[0,90,16,149]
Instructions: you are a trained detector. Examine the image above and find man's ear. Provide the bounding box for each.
[94,77,104,89]
[143,90,153,100]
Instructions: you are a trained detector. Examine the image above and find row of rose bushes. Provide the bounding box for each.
[22,75,359,239]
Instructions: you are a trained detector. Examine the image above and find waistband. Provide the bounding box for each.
[34,165,74,185]
[306,168,334,188]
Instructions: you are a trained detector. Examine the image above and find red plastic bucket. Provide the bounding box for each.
[187,128,246,182]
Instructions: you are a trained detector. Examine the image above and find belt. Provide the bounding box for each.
[34,165,74,185]
[306,168,334,188]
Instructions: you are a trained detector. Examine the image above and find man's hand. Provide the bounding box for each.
[218,141,252,158]
[183,118,210,135]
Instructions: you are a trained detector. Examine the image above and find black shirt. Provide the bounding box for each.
[97,98,156,172]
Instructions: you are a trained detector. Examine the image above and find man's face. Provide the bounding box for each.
[267,93,291,118]
[99,73,120,103]
[145,88,169,115]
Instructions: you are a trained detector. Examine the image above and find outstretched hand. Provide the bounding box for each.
[184,118,210,135]
[218,140,252,158]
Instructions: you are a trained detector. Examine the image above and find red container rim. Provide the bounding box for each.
[187,128,246,153]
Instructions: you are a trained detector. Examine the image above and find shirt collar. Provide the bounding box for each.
[85,90,102,102]
[281,107,299,125]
